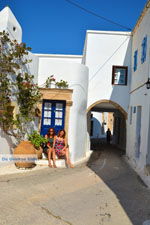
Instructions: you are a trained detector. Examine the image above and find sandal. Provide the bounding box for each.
[67,161,74,168]
[53,164,57,168]
[69,163,74,168]
[48,162,53,168]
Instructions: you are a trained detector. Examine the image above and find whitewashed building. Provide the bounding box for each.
[0,1,150,186]
[84,30,131,151]
[0,7,89,166]
[126,1,150,187]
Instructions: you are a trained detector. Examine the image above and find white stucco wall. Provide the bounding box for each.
[126,86,150,186]
[0,7,21,158]
[0,7,39,162]
[131,7,150,91]
[127,86,149,161]
[126,6,150,186]
[35,54,82,64]
[84,30,132,113]
[91,112,108,138]
[37,56,89,163]
[0,7,22,43]
[0,6,88,165]
[27,52,39,84]
[91,112,102,138]
[0,52,39,160]
[0,7,39,84]
[1,3,150,184]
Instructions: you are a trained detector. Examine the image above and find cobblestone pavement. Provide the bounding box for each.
[0,145,150,225]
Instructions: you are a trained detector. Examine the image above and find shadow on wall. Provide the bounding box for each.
[88,115,106,150]
[91,117,103,138]
[90,138,108,151]
[90,117,102,150]
[87,145,150,225]
[109,38,132,150]
[110,38,132,109]
[0,129,16,154]
[113,110,126,150]
[87,38,132,152]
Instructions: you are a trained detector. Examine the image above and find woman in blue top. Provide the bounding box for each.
[45,128,56,167]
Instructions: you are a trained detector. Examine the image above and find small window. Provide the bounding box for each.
[112,66,128,85]
[134,50,138,71]
[141,36,147,64]
[13,26,16,32]
[133,106,136,113]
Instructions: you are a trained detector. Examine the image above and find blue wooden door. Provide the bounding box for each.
[41,100,66,136]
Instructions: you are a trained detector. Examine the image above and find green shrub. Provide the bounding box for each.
[28,131,48,149]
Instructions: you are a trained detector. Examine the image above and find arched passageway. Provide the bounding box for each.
[87,100,127,152]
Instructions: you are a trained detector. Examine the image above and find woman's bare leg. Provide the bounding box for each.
[65,148,74,168]
[48,147,53,167]
[52,150,57,168]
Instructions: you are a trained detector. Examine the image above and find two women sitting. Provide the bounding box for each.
[45,128,73,168]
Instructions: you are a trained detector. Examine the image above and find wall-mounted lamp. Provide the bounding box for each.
[146,78,150,89]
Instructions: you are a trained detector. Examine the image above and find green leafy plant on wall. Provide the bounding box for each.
[56,79,69,88]
[0,31,41,141]
[45,76,69,89]
[28,131,48,149]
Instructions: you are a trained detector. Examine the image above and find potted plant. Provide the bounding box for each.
[28,131,48,159]
[56,79,69,89]
[45,75,56,88]
[14,141,37,169]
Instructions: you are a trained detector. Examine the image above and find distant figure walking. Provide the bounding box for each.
[106,128,111,144]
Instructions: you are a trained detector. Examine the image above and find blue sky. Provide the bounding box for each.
[0,0,147,54]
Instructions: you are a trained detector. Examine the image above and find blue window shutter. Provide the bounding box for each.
[141,38,144,63]
[134,50,138,71]
[141,36,147,63]
[144,36,147,61]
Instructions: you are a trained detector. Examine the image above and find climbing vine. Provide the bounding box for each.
[0,31,41,140]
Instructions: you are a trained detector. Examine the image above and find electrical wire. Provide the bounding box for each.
[89,36,130,84]
[64,0,132,31]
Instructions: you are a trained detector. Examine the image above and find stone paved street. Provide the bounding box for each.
[0,145,150,225]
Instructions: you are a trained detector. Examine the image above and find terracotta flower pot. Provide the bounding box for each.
[13,141,37,169]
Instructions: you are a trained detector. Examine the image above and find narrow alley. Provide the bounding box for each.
[0,145,150,225]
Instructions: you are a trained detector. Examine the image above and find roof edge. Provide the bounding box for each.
[0,6,22,31]
[86,30,132,36]
[34,53,83,58]
[132,0,150,34]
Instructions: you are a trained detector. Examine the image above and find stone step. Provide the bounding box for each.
[36,158,66,168]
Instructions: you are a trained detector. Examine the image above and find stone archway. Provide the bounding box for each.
[87,99,127,151]
[87,99,127,119]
